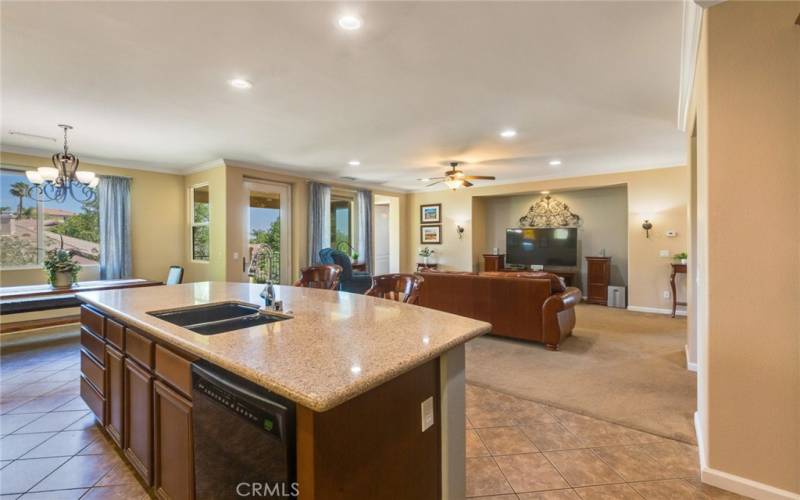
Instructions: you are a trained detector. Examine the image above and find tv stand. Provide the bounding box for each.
[482,254,578,287]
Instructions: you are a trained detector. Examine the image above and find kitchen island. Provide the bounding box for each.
[76,281,490,500]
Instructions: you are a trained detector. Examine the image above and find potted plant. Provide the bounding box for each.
[44,248,81,288]
[418,247,435,266]
[673,252,688,265]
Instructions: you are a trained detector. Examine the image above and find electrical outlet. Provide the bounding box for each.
[663,290,671,299]
[659,250,670,257]
[421,396,434,432]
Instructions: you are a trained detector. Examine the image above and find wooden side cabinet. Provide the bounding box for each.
[124,358,154,485]
[585,257,611,305]
[483,254,505,272]
[105,345,125,447]
[154,380,195,500]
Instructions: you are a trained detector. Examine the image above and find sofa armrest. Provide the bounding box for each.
[559,287,582,308]
[541,287,581,350]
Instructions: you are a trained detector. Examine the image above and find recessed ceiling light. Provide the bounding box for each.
[548,159,562,166]
[338,15,362,30]
[541,191,550,195]
[500,129,517,138]
[229,78,253,89]
[348,160,361,166]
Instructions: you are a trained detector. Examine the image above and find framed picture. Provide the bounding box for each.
[420,225,442,244]
[420,203,442,224]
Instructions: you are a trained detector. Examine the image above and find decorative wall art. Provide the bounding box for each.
[420,203,442,224]
[519,194,581,227]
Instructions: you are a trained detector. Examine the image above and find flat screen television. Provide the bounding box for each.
[506,227,578,267]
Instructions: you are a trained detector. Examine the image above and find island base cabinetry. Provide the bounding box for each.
[79,304,447,500]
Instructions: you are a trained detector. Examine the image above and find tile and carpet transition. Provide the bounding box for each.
[466,304,697,444]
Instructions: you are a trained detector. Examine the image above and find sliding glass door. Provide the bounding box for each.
[243,180,291,284]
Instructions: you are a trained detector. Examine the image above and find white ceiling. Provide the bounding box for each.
[1,1,686,191]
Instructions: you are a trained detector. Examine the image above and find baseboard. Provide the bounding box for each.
[0,323,80,350]
[694,412,800,500]
[684,345,698,372]
[627,305,687,316]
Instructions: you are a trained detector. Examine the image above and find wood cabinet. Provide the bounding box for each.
[154,380,194,500]
[483,254,505,272]
[79,305,196,499]
[585,257,611,305]
[124,357,154,485]
[105,345,125,447]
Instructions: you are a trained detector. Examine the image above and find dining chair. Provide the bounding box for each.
[365,274,424,305]
[293,265,343,290]
[166,265,184,285]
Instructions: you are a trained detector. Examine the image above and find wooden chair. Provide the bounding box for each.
[293,265,343,290]
[365,274,424,305]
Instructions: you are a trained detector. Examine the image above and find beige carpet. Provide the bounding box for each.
[465,304,697,444]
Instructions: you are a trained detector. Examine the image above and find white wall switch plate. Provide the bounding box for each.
[663,290,671,299]
[421,396,434,432]
[233,252,239,259]
[659,250,670,257]
[665,230,678,237]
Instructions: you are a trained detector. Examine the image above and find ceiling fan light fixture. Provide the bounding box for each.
[445,179,463,190]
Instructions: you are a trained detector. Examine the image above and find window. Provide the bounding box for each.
[191,184,209,261]
[0,167,99,269]
[330,199,352,251]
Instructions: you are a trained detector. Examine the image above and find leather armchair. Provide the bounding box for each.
[319,248,372,294]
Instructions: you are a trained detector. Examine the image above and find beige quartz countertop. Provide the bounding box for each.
[77,282,490,412]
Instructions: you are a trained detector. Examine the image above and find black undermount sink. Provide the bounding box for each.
[148,302,290,335]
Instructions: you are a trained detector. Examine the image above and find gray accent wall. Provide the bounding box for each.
[482,185,628,293]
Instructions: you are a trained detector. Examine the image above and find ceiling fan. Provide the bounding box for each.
[418,162,496,190]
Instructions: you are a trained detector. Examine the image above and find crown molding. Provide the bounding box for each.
[0,144,183,175]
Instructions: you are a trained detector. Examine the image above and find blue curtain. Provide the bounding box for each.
[356,189,373,273]
[99,176,132,279]
[307,182,331,266]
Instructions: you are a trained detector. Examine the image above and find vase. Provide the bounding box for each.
[422,256,429,266]
[52,271,74,289]
[681,258,688,265]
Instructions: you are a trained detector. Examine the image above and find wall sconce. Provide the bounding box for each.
[642,219,653,238]
[456,225,465,239]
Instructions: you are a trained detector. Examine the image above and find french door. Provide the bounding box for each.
[242,180,291,285]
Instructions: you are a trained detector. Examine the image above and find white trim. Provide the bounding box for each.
[685,344,698,372]
[695,413,800,500]
[677,0,704,131]
[627,305,687,316]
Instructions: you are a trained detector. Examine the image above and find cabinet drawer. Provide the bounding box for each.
[155,345,193,398]
[81,305,105,338]
[126,328,154,368]
[80,328,105,366]
[80,350,105,395]
[80,375,106,425]
[106,318,125,351]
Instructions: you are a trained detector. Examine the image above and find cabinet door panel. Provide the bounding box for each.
[105,345,125,448]
[124,358,153,485]
[154,380,194,500]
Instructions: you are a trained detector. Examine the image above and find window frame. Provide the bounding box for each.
[189,182,210,263]
[330,196,354,250]
[0,165,100,271]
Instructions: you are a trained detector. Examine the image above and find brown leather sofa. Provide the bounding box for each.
[417,271,581,350]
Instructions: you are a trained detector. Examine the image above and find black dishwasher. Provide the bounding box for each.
[192,360,297,498]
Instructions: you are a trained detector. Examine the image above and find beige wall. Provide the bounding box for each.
[0,152,184,286]
[481,186,629,293]
[693,1,799,493]
[183,164,227,283]
[406,166,688,311]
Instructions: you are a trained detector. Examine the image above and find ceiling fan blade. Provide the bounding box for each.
[463,175,496,180]
[418,176,446,181]
[426,180,444,187]
[462,180,474,188]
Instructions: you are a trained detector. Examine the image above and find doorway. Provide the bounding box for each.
[243,180,292,284]
[374,195,400,274]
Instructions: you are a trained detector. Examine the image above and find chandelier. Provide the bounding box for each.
[24,124,97,203]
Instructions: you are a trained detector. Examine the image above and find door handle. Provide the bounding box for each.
[242,256,247,273]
